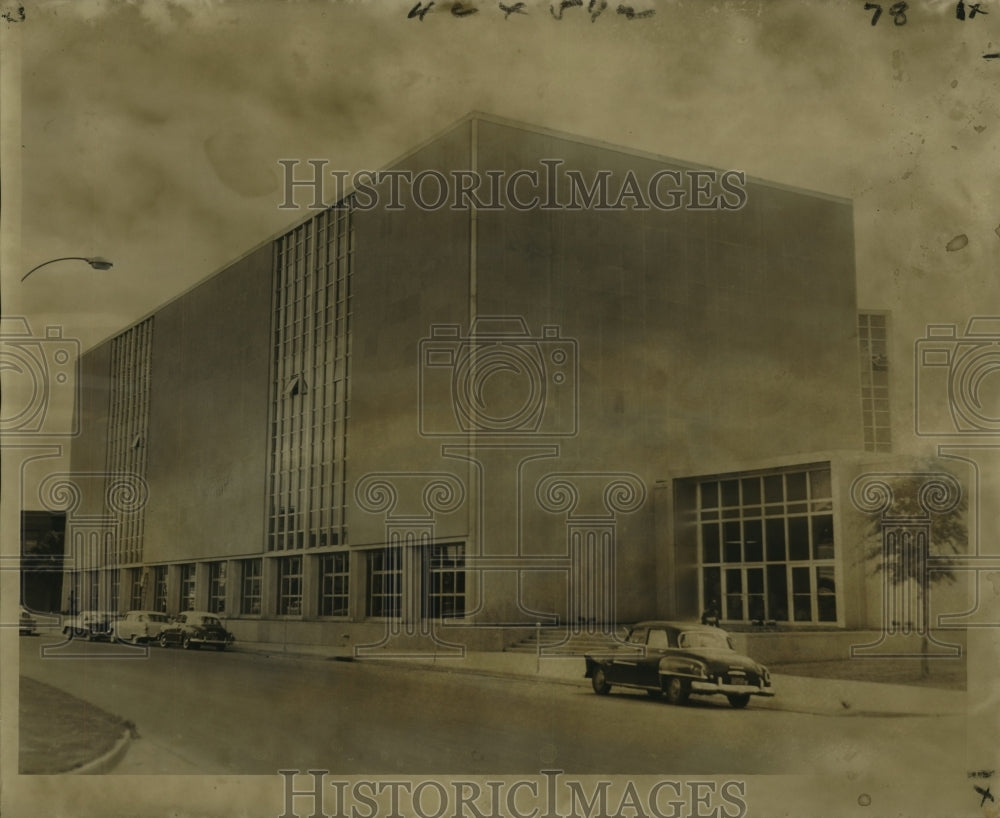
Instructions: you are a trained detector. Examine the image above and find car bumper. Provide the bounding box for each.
[691,680,775,697]
[192,637,234,646]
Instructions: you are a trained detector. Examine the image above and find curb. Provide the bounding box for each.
[68,725,134,775]
[232,643,964,719]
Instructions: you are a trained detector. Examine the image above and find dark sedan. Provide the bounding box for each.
[584,621,774,708]
[158,611,235,651]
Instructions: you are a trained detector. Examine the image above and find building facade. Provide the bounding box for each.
[63,114,967,655]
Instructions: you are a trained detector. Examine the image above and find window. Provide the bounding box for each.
[130,569,144,610]
[107,318,153,565]
[691,464,839,625]
[267,207,353,552]
[180,564,196,611]
[627,626,648,645]
[109,569,120,613]
[153,566,168,613]
[88,571,100,610]
[367,548,401,618]
[319,552,350,617]
[208,562,227,614]
[424,543,465,619]
[859,312,892,452]
[647,628,669,651]
[241,559,262,615]
[278,556,303,615]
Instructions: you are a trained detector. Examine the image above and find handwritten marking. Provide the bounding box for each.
[499,2,527,18]
[864,2,908,26]
[408,2,434,20]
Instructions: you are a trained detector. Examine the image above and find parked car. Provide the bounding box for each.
[158,611,235,651]
[584,620,775,708]
[61,610,113,641]
[112,610,173,644]
[19,607,38,636]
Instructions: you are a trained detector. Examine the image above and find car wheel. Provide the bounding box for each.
[182,634,192,650]
[591,666,612,695]
[727,694,751,709]
[662,676,690,706]
[158,633,169,648]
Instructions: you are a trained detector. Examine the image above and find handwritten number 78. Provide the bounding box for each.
[864,2,908,25]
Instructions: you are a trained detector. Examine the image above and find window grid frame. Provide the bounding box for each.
[208,562,227,614]
[266,206,353,553]
[697,465,839,626]
[278,555,304,615]
[424,543,466,620]
[153,566,168,613]
[319,551,350,617]
[106,318,153,566]
[858,312,892,453]
[241,558,262,616]
[366,548,402,619]
[180,563,196,611]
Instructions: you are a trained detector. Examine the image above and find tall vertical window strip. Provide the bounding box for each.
[692,465,838,625]
[859,313,891,452]
[106,318,153,566]
[267,206,352,552]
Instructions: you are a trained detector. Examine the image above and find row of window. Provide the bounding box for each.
[83,544,466,621]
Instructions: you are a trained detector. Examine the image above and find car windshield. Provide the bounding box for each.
[150,614,169,622]
[678,630,733,651]
[199,616,221,627]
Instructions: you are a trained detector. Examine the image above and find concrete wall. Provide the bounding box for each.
[472,119,861,625]
[347,120,473,553]
[143,243,273,563]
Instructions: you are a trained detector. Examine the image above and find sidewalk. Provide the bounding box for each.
[233,640,967,718]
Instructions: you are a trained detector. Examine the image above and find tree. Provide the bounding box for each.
[856,463,967,676]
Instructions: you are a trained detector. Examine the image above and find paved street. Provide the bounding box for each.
[20,635,966,776]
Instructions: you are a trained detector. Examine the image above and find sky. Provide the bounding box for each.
[5,0,997,354]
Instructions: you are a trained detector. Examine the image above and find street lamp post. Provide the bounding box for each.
[21,256,114,283]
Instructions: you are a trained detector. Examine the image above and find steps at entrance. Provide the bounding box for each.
[504,628,624,655]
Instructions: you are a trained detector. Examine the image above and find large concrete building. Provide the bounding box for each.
[63,114,967,658]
